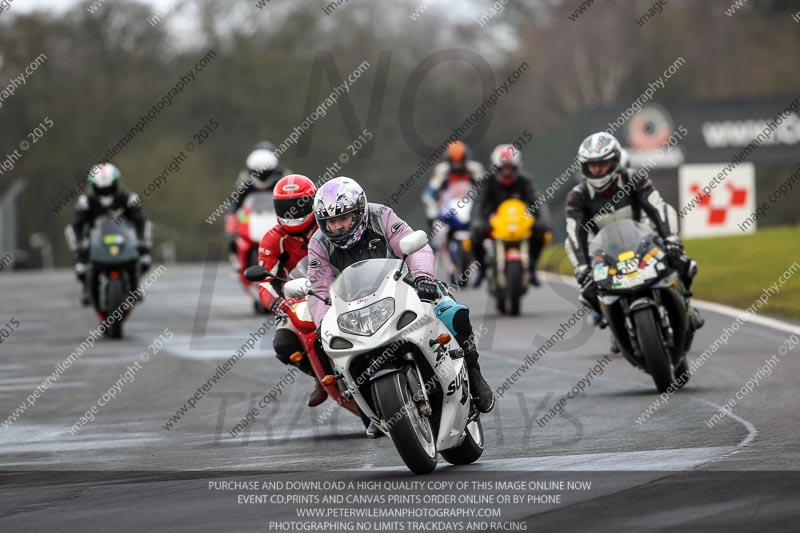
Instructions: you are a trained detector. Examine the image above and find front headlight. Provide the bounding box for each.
[337,297,395,336]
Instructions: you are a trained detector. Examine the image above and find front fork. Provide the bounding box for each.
[622,292,676,359]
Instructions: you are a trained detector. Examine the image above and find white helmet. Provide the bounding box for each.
[490,144,522,169]
[245,148,280,190]
[577,132,622,191]
[246,149,279,175]
[88,163,121,207]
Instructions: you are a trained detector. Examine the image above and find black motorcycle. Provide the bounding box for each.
[87,216,141,339]
[589,220,695,393]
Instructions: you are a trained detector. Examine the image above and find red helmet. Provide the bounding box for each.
[273,174,317,234]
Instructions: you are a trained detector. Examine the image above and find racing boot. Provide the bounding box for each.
[307,379,328,407]
[365,422,385,439]
[465,350,494,413]
[472,264,486,288]
[609,336,621,354]
[81,284,91,307]
[359,409,385,439]
[75,263,90,306]
[529,267,541,287]
[689,305,705,331]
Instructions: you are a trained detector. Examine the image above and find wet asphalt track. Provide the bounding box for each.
[1,264,799,532]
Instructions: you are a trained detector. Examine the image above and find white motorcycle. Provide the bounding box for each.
[285,231,484,475]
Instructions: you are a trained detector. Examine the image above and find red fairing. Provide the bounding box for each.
[256,223,317,310]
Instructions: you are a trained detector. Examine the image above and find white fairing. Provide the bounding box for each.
[321,259,472,451]
[243,192,278,243]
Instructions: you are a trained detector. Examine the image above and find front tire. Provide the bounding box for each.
[441,417,484,465]
[107,278,126,340]
[373,372,438,475]
[633,308,673,393]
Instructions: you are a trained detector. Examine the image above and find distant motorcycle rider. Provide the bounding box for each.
[471,144,551,286]
[307,177,495,438]
[564,132,703,331]
[422,141,485,230]
[225,142,291,257]
[257,175,328,407]
[65,163,152,305]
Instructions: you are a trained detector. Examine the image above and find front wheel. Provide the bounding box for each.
[441,417,484,465]
[372,372,438,475]
[633,308,673,393]
[107,278,126,340]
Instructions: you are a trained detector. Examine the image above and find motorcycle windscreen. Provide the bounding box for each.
[588,219,655,259]
[331,258,407,302]
[89,216,139,263]
[242,192,274,213]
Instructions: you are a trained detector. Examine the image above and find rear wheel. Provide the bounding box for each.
[441,416,484,465]
[108,278,126,340]
[507,261,523,316]
[633,308,673,393]
[373,372,438,475]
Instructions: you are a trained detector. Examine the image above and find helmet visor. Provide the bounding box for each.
[274,197,313,222]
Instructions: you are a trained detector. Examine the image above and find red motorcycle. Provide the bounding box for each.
[233,192,278,313]
[244,265,360,418]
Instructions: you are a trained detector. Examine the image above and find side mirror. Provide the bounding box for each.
[399,230,428,256]
[284,278,312,299]
[244,265,269,282]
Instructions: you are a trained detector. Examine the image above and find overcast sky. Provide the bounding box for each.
[15,0,178,13]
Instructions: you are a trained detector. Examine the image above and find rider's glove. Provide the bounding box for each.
[664,236,684,263]
[414,276,440,302]
[269,296,287,313]
[575,264,592,288]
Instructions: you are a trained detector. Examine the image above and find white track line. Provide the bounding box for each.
[540,270,800,335]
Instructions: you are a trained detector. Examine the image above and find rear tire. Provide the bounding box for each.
[507,261,523,316]
[373,372,438,475]
[633,308,673,393]
[108,278,126,340]
[441,417,484,465]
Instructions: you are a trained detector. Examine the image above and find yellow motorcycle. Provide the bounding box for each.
[485,198,535,316]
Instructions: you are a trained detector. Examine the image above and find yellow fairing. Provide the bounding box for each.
[489,198,534,241]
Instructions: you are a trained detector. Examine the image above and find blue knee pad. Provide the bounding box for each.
[434,298,468,338]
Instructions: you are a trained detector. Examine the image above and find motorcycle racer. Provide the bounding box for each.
[471,144,551,286]
[256,174,327,407]
[65,163,152,306]
[306,177,495,437]
[565,132,703,333]
[225,142,291,257]
[422,141,485,230]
